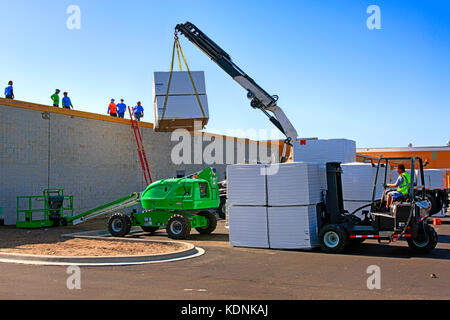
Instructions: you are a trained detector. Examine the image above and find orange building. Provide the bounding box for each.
[357,146,450,189]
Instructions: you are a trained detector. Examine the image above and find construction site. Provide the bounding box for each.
[0,3,449,307]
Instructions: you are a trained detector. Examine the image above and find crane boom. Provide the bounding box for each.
[175,22,299,154]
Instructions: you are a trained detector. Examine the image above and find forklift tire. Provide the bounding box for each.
[426,194,439,216]
[108,213,132,237]
[319,224,349,254]
[195,211,217,235]
[166,214,191,240]
[141,226,159,235]
[407,224,438,254]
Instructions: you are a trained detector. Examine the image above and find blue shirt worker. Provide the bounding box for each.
[62,92,73,109]
[385,164,411,209]
[116,99,127,118]
[5,81,14,99]
[133,101,144,121]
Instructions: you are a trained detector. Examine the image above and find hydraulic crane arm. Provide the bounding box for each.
[175,22,299,150]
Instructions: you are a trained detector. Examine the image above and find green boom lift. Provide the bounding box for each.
[16,167,220,240]
[108,167,220,239]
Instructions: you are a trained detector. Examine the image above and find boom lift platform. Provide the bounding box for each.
[16,190,140,229]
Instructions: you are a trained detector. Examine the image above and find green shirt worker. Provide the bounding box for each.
[385,164,411,209]
[51,89,61,107]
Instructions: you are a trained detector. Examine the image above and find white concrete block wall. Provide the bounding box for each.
[0,103,272,224]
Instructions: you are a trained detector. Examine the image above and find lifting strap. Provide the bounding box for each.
[161,35,206,124]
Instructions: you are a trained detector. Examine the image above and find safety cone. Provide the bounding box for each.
[433,218,442,226]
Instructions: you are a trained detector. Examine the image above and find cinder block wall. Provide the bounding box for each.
[0,99,275,225]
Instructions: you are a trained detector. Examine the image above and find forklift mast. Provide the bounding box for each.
[175,22,299,148]
[325,162,345,224]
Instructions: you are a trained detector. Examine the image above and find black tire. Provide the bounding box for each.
[166,214,191,240]
[319,224,349,254]
[217,198,226,220]
[426,194,440,216]
[141,226,159,234]
[108,213,132,237]
[60,217,68,227]
[407,224,438,253]
[195,211,218,234]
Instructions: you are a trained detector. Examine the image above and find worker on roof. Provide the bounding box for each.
[116,99,126,118]
[51,89,61,107]
[134,101,144,121]
[62,92,73,109]
[4,81,14,99]
[108,99,117,117]
[385,164,411,209]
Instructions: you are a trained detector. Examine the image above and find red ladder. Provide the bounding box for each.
[128,106,152,185]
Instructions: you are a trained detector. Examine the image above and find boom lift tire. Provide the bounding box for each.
[407,224,438,253]
[108,213,132,237]
[217,198,226,219]
[195,211,217,234]
[141,226,159,234]
[319,224,349,254]
[166,214,191,240]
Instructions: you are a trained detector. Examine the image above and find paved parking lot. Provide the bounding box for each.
[0,218,449,300]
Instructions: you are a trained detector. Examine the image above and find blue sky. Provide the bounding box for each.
[1,0,449,147]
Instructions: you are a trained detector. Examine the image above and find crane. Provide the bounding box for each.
[175,22,299,162]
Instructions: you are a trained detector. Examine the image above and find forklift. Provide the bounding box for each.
[319,157,438,254]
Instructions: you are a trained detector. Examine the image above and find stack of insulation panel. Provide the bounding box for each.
[293,139,356,164]
[340,163,384,217]
[153,71,209,132]
[227,162,324,250]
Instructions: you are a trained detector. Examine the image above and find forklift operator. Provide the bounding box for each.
[385,164,411,209]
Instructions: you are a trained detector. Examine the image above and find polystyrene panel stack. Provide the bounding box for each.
[227,163,323,250]
[423,169,445,190]
[268,206,319,249]
[227,164,268,206]
[293,139,356,164]
[341,163,382,201]
[153,71,209,132]
[228,206,270,248]
[341,163,383,217]
[267,162,323,206]
[227,164,269,248]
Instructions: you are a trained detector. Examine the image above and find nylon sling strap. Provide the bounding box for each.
[160,36,206,125]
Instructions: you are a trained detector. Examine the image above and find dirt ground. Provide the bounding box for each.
[0,217,185,256]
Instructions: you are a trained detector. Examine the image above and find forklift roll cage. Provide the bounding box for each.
[372,156,427,209]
